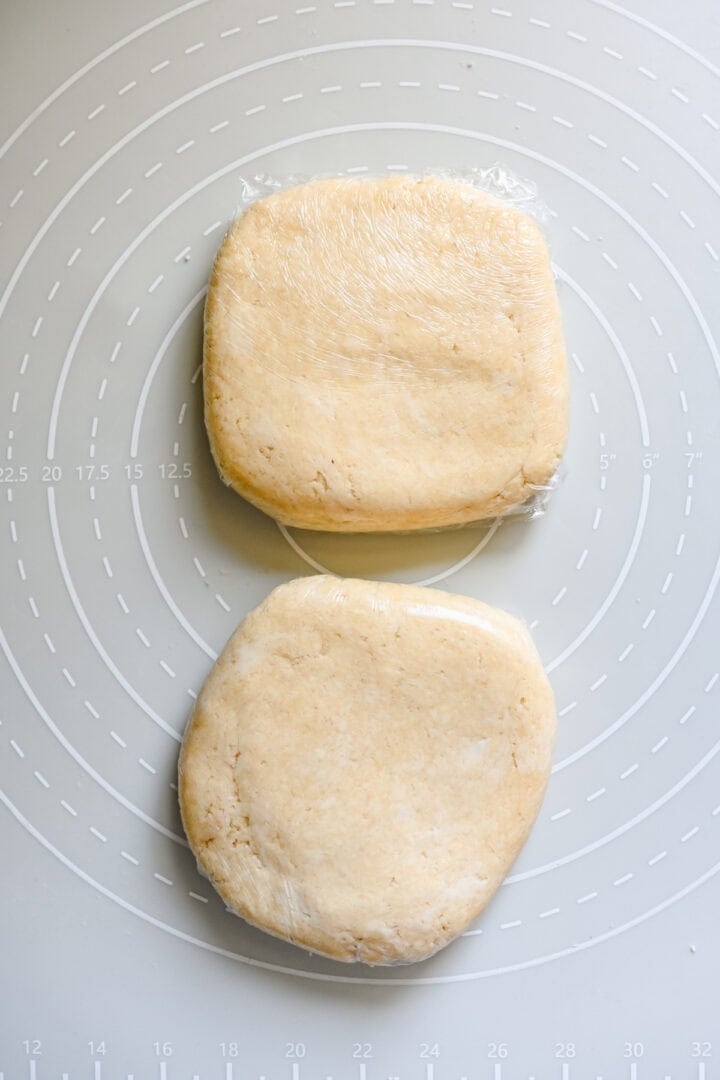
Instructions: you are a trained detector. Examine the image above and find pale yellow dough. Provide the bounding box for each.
[179,576,556,965]
[204,175,568,532]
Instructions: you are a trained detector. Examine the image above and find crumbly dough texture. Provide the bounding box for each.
[179,576,556,965]
[204,175,568,532]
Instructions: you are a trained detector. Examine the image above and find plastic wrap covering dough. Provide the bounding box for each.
[179,576,556,965]
[204,174,569,533]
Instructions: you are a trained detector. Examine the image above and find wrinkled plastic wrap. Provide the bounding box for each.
[203,169,569,533]
[178,576,556,965]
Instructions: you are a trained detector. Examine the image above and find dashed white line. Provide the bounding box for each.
[33,771,50,789]
[651,736,668,753]
[588,133,608,148]
[59,130,76,147]
[705,673,719,693]
[87,104,105,120]
[648,850,667,866]
[33,158,49,176]
[90,826,107,842]
[154,872,173,886]
[121,850,139,865]
[136,628,151,648]
[110,730,127,748]
[577,891,597,905]
[679,706,696,724]
[681,826,699,842]
[144,162,163,178]
[614,873,633,886]
[61,799,77,816]
[551,586,567,606]
[620,763,638,779]
[550,807,572,820]
[590,674,607,691]
[176,139,195,154]
[139,758,156,775]
[118,80,136,96]
[586,787,606,802]
[539,907,560,919]
[209,120,229,133]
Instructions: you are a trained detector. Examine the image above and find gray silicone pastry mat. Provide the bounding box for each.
[2,0,720,1074]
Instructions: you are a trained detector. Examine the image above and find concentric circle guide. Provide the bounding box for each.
[1,0,719,1073]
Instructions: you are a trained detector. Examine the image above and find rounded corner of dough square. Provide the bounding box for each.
[203,175,569,532]
[178,575,557,965]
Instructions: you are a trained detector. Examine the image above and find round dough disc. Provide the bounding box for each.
[179,576,556,965]
[204,175,568,532]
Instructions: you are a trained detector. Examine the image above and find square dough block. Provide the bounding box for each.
[204,176,569,532]
[179,576,556,965]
